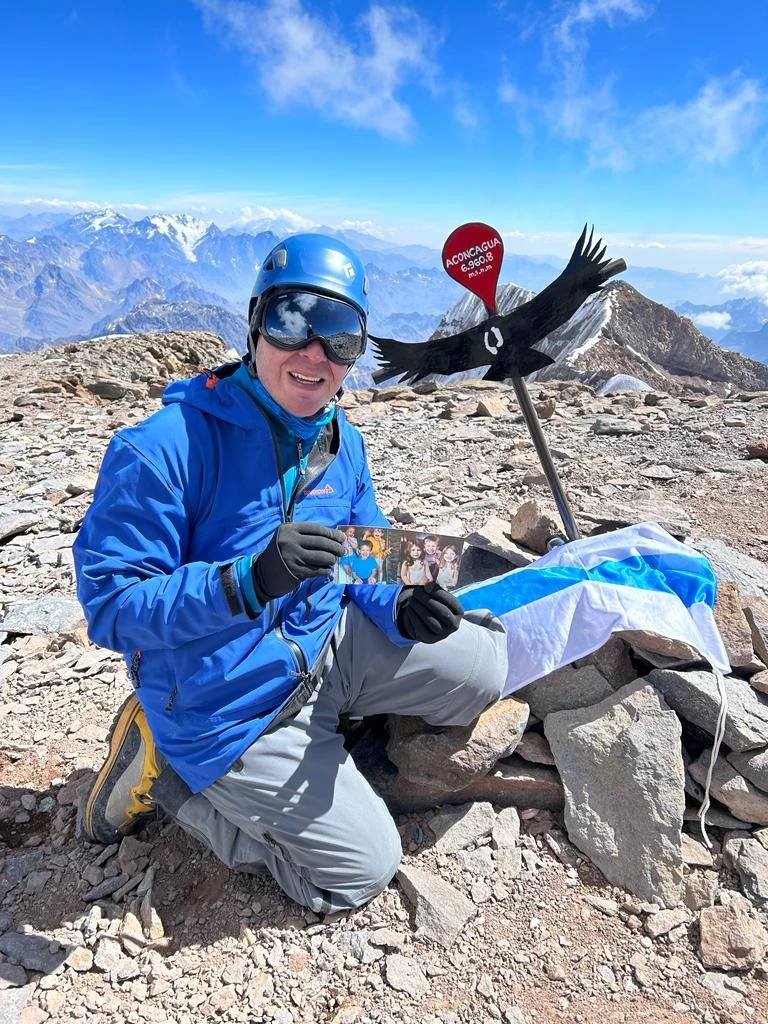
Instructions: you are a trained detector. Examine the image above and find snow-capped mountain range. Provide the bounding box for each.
[0,209,766,372]
[0,210,466,353]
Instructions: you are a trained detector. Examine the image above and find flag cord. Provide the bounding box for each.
[697,671,729,849]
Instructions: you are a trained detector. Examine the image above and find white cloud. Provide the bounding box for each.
[688,311,733,331]
[339,218,393,237]
[238,205,316,229]
[632,75,766,164]
[10,198,156,212]
[549,71,767,170]
[508,3,767,169]
[501,229,543,240]
[194,0,437,140]
[452,98,479,131]
[557,0,650,50]
[718,260,768,302]
[17,198,100,209]
[530,2,646,167]
[498,79,535,135]
[0,164,69,172]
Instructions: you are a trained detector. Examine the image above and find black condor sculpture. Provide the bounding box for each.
[371,222,627,543]
[371,225,626,385]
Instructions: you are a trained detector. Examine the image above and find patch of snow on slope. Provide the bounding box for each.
[146,215,211,262]
[84,209,124,233]
[622,342,668,381]
[561,290,614,364]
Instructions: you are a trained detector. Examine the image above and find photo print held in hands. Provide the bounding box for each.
[335,527,465,587]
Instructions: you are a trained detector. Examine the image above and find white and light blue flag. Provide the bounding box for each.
[458,521,730,696]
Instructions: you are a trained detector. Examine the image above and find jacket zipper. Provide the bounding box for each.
[268,432,314,678]
[276,620,310,678]
[286,435,334,520]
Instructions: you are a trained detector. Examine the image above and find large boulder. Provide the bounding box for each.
[648,669,768,752]
[545,681,685,907]
[517,665,613,719]
[386,698,529,793]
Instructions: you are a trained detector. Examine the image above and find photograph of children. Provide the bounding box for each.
[337,526,360,583]
[436,543,461,588]
[399,537,428,585]
[362,527,392,580]
[346,537,381,584]
[335,527,465,586]
[397,532,464,589]
[422,534,441,583]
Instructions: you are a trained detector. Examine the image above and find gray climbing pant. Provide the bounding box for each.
[165,603,508,914]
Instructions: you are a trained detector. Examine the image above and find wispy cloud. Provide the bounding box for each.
[556,0,650,49]
[12,198,104,209]
[0,164,70,172]
[500,2,767,169]
[631,75,766,164]
[452,96,480,132]
[339,218,397,238]
[166,44,199,101]
[0,198,158,213]
[237,205,317,229]
[194,0,438,140]
[499,1,649,167]
[498,79,535,135]
[718,260,768,302]
[547,0,650,151]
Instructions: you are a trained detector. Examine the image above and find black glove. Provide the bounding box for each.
[396,581,464,644]
[253,522,346,604]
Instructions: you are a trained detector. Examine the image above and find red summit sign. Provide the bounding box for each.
[442,222,504,313]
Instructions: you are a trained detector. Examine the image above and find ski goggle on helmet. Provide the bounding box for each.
[258,290,367,366]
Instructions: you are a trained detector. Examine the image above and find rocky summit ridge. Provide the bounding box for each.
[1,332,768,1024]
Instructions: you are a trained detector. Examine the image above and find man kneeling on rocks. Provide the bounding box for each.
[73,233,507,914]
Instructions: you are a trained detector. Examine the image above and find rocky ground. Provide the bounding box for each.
[1,332,768,1024]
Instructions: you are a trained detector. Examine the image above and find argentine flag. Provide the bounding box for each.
[458,521,730,696]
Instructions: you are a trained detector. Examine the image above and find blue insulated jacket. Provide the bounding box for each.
[73,364,408,791]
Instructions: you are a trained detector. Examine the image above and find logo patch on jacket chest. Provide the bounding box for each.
[302,483,335,497]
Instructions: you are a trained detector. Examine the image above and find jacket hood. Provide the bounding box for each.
[161,362,266,429]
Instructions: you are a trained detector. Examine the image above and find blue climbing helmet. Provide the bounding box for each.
[249,233,369,323]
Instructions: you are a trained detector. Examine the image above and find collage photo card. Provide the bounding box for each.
[334,526,466,588]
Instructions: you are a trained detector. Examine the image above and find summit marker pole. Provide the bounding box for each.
[442,222,581,542]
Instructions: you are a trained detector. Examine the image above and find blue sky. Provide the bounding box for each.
[1,0,767,277]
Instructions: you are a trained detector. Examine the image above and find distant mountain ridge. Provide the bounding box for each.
[0,209,765,377]
[674,297,768,340]
[92,299,248,352]
[720,321,768,363]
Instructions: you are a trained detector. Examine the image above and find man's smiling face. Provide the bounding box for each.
[254,333,348,417]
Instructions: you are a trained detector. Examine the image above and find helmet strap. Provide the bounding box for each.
[245,302,264,374]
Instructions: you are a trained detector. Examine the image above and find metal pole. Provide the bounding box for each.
[477,294,581,543]
[509,374,581,542]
